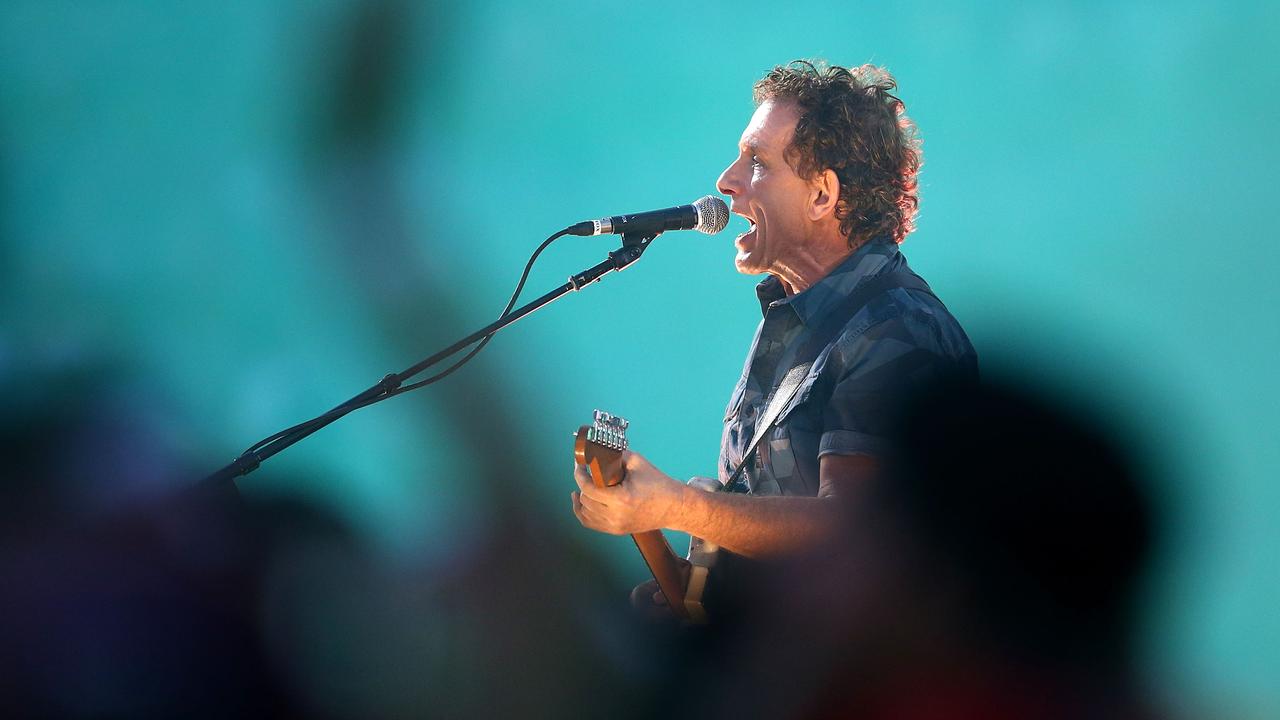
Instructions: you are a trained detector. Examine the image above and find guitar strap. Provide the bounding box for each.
[723,269,936,492]
[681,269,938,622]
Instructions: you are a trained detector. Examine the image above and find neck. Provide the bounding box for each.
[773,236,857,296]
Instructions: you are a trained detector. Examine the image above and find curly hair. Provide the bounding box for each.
[753,60,922,246]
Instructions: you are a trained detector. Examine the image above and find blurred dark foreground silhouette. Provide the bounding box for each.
[0,369,651,719]
[0,368,1166,719]
[662,372,1164,720]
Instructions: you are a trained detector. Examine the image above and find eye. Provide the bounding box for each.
[750,154,764,167]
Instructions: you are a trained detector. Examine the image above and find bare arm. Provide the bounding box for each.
[572,451,877,559]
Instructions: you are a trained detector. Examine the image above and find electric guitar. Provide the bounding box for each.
[574,410,720,623]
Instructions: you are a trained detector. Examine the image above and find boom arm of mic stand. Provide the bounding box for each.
[203,237,655,489]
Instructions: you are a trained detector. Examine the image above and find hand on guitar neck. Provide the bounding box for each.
[571,449,685,537]
[571,411,718,623]
[628,566,690,623]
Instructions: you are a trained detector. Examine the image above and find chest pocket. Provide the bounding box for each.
[719,374,751,485]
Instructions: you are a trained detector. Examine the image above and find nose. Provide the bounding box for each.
[716,157,742,198]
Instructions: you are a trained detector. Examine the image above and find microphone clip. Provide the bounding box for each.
[566,238,651,291]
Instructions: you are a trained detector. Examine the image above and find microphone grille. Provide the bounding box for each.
[693,195,730,235]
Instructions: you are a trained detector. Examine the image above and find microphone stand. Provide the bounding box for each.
[203,233,656,489]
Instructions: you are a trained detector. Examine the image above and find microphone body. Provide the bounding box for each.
[567,195,729,238]
[596,205,698,237]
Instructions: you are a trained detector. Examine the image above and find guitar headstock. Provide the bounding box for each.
[574,409,629,488]
[586,410,628,451]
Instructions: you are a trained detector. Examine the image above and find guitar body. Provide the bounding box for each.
[681,476,723,623]
[575,411,697,623]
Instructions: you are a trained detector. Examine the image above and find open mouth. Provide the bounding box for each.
[736,215,758,246]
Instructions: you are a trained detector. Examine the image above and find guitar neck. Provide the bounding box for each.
[630,530,688,620]
[574,414,689,620]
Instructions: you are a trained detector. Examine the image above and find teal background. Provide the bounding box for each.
[2,1,1276,714]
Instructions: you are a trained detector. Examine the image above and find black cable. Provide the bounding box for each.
[386,227,567,395]
[236,228,572,461]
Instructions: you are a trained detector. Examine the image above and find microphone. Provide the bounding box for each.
[566,195,729,238]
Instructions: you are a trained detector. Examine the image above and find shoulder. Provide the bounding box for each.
[828,274,976,381]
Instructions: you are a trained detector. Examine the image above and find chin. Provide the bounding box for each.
[734,252,766,275]
[733,237,765,274]
[734,227,767,275]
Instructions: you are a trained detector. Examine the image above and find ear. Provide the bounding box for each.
[808,169,841,222]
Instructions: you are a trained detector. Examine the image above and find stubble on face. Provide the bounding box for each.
[723,100,812,280]
[720,99,855,296]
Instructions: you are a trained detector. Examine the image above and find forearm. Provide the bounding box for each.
[669,484,841,559]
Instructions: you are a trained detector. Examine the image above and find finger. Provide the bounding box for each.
[577,489,610,513]
[629,581,678,623]
[576,468,613,503]
[621,449,645,471]
[579,504,620,535]
[629,576,660,604]
[574,496,606,529]
[573,491,608,531]
[630,581,654,609]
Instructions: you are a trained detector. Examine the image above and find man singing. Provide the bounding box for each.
[572,60,977,615]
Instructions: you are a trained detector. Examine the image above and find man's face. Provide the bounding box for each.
[716,99,816,277]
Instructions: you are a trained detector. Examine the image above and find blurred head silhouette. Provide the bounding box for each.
[875,374,1153,666]
[692,373,1161,720]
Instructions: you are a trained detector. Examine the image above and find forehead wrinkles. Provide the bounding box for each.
[742,99,797,158]
[738,120,764,153]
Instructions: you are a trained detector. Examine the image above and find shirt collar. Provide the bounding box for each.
[754,238,900,324]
